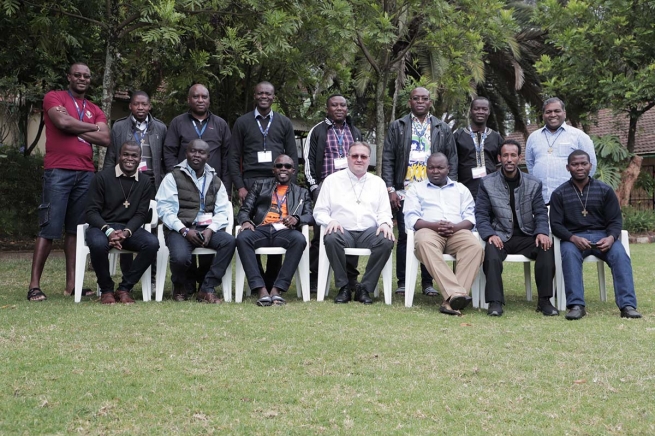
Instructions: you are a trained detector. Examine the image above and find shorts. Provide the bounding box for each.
[38,168,93,239]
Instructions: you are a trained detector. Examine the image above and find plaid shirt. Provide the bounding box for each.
[321,120,355,180]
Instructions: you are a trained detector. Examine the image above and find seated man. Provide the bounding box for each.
[550,150,641,320]
[476,139,558,316]
[236,155,314,306]
[84,141,159,304]
[404,152,483,315]
[313,142,395,304]
[156,139,236,303]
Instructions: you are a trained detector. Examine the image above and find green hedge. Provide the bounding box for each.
[622,206,655,234]
[0,148,43,237]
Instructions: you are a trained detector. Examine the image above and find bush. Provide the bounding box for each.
[0,147,43,237]
[622,206,655,234]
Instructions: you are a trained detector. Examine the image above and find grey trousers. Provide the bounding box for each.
[324,226,394,293]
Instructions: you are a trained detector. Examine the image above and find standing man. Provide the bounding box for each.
[550,150,641,320]
[382,86,457,297]
[28,62,110,301]
[163,84,231,293]
[314,142,395,304]
[304,94,363,293]
[105,90,167,284]
[163,84,231,192]
[156,139,236,303]
[404,153,483,315]
[229,81,298,288]
[105,90,167,191]
[475,140,558,317]
[453,97,503,199]
[236,155,314,306]
[526,97,597,204]
[85,141,159,304]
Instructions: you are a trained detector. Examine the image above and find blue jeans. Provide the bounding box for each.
[560,230,637,309]
[86,225,159,293]
[236,225,306,292]
[38,169,93,239]
[165,229,236,293]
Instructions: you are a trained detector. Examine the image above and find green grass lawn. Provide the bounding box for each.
[1,245,654,435]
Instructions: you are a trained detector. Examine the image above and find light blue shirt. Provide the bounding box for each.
[403,178,475,231]
[525,122,596,203]
[156,160,230,232]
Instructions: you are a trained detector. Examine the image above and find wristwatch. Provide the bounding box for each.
[387,187,395,193]
[180,228,190,237]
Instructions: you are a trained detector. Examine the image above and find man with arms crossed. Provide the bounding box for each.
[314,142,395,304]
[404,153,483,315]
[28,62,110,301]
[475,139,558,317]
[550,150,641,320]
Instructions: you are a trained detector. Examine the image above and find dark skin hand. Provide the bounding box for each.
[108,229,130,250]
[240,216,298,232]
[185,229,213,247]
[570,234,614,252]
[415,219,473,237]
[389,191,401,210]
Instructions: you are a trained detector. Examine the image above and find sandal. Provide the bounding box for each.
[27,287,47,301]
[64,288,94,297]
[271,295,286,306]
[256,296,272,307]
[422,286,439,297]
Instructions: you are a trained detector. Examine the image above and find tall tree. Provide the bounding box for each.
[533,0,655,205]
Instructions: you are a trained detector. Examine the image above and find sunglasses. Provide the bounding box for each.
[71,72,91,79]
[348,154,369,160]
[274,163,293,169]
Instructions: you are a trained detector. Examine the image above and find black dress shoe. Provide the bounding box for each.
[334,286,352,303]
[449,294,472,311]
[536,298,559,316]
[355,286,373,304]
[565,305,586,320]
[487,301,503,317]
[620,306,642,319]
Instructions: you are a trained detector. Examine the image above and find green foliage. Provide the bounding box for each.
[590,134,632,189]
[622,206,655,233]
[0,148,43,236]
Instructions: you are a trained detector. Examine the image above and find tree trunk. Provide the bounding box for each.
[25,112,44,156]
[616,155,643,207]
[374,73,388,175]
[97,36,116,171]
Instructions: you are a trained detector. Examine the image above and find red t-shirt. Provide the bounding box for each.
[42,90,108,171]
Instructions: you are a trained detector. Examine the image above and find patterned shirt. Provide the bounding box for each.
[321,120,355,179]
[402,114,432,194]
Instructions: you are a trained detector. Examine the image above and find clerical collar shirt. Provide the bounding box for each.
[115,165,139,180]
[313,168,393,231]
[525,122,597,203]
[403,178,476,231]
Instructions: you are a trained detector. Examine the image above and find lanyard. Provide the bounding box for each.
[256,112,274,150]
[273,188,287,216]
[197,172,208,210]
[133,121,148,144]
[332,124,346,157]
[192,119,208,138]
[468,126,488,167]
[67,91,86,121]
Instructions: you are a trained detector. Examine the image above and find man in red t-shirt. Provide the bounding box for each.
[27,63,110,302]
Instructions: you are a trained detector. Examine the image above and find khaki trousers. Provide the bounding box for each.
[414,229,483,300]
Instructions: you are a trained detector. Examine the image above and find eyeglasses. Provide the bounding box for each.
[274,163,293,169]
[71,73,91,79]
[348,154,369,160]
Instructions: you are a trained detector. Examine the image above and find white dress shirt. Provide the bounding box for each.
[313,168,393,230]
[403,178,475,230]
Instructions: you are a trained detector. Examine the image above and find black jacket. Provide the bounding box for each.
[303,117,363,192]
[382,114,457,189]
[237,178,314,228]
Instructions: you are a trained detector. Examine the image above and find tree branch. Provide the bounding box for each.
[356,32,380,75]
[117,11,143,32]
[118,22,151,39]
[52,6,105,27]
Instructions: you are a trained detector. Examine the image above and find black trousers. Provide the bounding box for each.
[483,234,555,305]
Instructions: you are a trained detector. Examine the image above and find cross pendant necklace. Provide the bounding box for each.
[120,178,135,209]
[348,174,367,204]
[575,182,590,217]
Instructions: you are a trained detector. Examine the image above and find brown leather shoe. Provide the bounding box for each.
[101,292,116,305]
[173,284,187,302]
[197,291,222,304]
[115,289,135,304]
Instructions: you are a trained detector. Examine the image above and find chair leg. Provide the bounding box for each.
[405,231,418,308]
[298,247,310,302]
[597,262,606,302]
[235,249,245,303]
[382,252,393,305]
[317,240,330,302]
[140,265,151,302]
[475,268,486,310]
[524,262,532,301]
[222,254,233,303]
[155,247,169,302]
[74,250,89,304]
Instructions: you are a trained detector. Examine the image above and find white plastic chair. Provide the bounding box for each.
[234,225,310,302]
[316,226,393,304]
[404,228,483,308]
[554,230,630,311]
[74,200,158,303]
[154,202,234,302]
